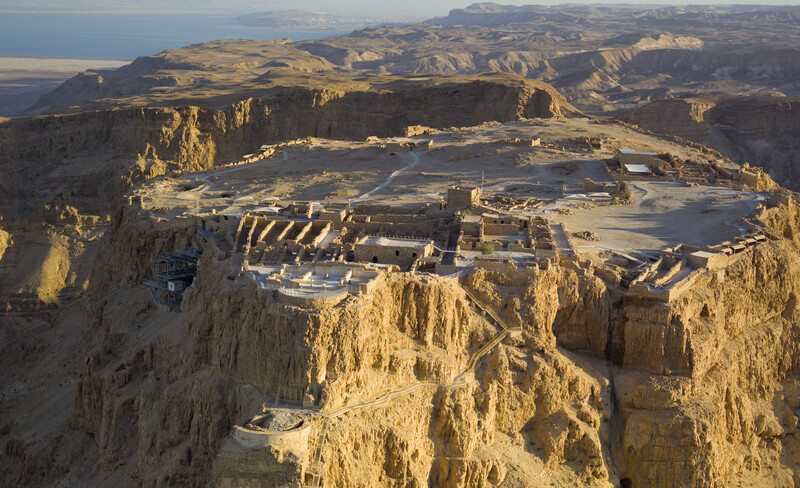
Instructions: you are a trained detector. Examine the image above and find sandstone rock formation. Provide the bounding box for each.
[46,193,800,487]
[56,208,616,487]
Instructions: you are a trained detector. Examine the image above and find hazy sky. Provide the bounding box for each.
[3,1,800,19]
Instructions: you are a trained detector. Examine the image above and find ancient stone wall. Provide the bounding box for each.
[483,223,521,235]
[446,187,480,209]
[353,238,433,269]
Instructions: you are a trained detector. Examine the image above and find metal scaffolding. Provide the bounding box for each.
[143,248,202,307]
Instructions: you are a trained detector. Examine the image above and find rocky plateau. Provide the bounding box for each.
[2,3,800,488]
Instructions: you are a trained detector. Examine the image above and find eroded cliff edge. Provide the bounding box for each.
[5,188,797,487]
[60,207,616,487]
[0,72,577,221]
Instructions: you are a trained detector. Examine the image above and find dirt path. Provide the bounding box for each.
[197,150,289,192]
[321,283,520,420]
[353,151,421,201]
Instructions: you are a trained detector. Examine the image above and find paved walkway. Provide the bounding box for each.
[550,222,573,256]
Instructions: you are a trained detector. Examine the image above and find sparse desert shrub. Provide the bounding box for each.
[477,243,495,254]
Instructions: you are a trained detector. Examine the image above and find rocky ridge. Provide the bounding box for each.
[22,4,800,118]
[0,72,576,221]
[2,43,800,486]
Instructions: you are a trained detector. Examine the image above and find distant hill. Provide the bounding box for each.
[237,10,408,32]
[19,3,800,191]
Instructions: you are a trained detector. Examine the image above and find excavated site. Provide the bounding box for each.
[2,5,800,488]
[3,85,800,487]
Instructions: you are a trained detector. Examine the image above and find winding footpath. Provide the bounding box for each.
[322,285,517,419]
[305,283,522,487]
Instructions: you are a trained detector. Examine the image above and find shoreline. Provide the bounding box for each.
[0,57,130,75]
[0,55,132,63]
[0,57,130,116]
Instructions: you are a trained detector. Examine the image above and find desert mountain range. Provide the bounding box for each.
[24,3,800,190]
[3,4,800,488]
[31,4,800,115]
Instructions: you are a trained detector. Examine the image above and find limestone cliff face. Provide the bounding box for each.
[69,334,262,485]
[87,207,199,290]
[619,98,714,142]
[621,96,800,191]
[605,193,800,487]
[451,197,800,487]
[0,75,576,219]
[59,193,800,487]
[185,263,488,411]
[64,211,617,487]
[0,107,209,218]
[316,264,615,487]
[463,265,613,357]
[707,97,800,142]
[319,359,611,488]
[65,208,495,485]
[613,239,800,487]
